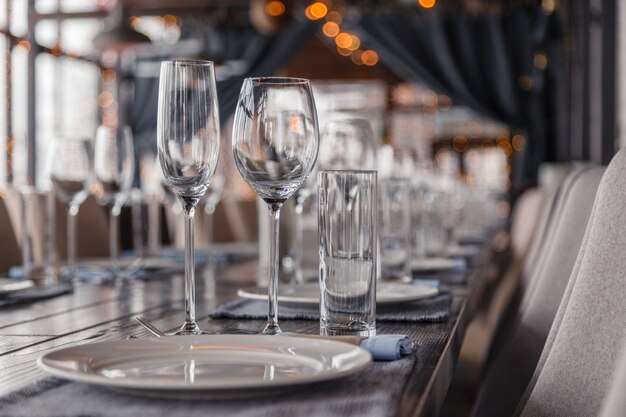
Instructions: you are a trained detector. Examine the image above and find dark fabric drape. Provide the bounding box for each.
[130,21,316,155]
[356,7,563,183]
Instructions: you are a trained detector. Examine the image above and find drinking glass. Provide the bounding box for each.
[318,170,377,337]
[232,77,319,334]
[379,177,411,282]
[158,60,220,335]
[94,125,135,266]
[49,137,93,276]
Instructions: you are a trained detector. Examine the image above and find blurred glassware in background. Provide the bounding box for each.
[378,177,411,282]
[201,160,225,248]
[318,117,377,171]
[139,152,163,253]
[94,125,135,271]
[49,136,94,280]
[233,77,319,335]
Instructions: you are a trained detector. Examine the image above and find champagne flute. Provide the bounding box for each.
[157,60,220,335]
[94,125,135,269]
[232,77,319,334]
[49,137,94,278]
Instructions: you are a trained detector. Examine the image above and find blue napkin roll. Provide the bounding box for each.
[359,334,415,361]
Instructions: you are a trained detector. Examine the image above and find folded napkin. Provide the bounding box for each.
[359,334,415,361]
[209,293,451,323]
[0,283,73,308]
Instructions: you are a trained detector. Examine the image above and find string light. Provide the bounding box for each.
[512,134,526,151]
[348,35,360,51]
[335,32,352,49]
[326,11,342,23]
[305,2,328,20]
[266,1,286,16]
[418,0,436,9]
[361,50,378,66]
[322,21,340,37]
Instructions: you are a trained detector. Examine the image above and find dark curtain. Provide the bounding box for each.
[356,6,563,184]
[130,21,316,156]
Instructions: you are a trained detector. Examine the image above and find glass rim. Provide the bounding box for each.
[318,169,378,175]
[246,76,310,85]
[161,59,215,67]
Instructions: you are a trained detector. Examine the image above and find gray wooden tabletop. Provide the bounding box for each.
[0,258,480,417]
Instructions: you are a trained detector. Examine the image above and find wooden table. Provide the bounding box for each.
[0,258,481,417]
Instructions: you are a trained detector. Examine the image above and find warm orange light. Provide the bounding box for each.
[351,50,364,65]
[17,40,31,51]
[326,10,343,24]
[322,21,340,37]
[266,1,286,16]
[438,95,452,110]
[98,92,114,108]
[418,0,436,8]
[336,46,352,56]
[335,32,352,49]
[306,2,328,20]
[498,141,513,157]
[512,134,526,151]
[453,136,469,153]
[361,50,379,66]
[348,35,360,51]
[102,69,117,85]
[163,14,178,26]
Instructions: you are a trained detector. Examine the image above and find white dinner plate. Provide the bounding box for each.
[411,257,466,273]
[38,335,372,397]
[237,283,438,308]
[0,278,34,296]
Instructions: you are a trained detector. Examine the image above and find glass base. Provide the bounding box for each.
[320,322,376,337]
[262,322,282,335]
[170,321,206,335]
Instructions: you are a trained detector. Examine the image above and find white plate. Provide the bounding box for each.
[0,278,34,296]
[411,257,466,273]
[237,283,438,307]
[38,335,371,396]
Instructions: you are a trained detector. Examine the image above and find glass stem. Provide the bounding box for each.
[293,201,304,284]
[147,196,160,252]
[67,203,79,270]
[182,205,199,332]
[110,205,121,262]
[264,202,283,335]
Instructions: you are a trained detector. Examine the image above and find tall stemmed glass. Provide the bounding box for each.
[232,78,319,334]
[49,137,93,278]
[157,60,220,335]
[94,125,135,266]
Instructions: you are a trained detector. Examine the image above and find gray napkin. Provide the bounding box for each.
[209,293,450,323]
[0,283,73,309]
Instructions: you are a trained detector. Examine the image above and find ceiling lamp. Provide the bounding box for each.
[93,3,151,51]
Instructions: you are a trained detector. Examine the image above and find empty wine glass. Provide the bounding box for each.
[94,125,135,268]
[49,136,93,278]
[232,77,319,334]
[157,60,220,335]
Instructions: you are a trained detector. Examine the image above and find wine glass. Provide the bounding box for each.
[232,77,319,334]
[157,60,220,335]
[93,125,135,268]
[49,136,94,278]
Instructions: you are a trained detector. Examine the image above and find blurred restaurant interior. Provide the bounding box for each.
[0,0,625,416]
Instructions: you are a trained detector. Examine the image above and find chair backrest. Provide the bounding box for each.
[509,188,545,264]
[517,149,626,417]
[599,341,626,417]
[472,167,604,417]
